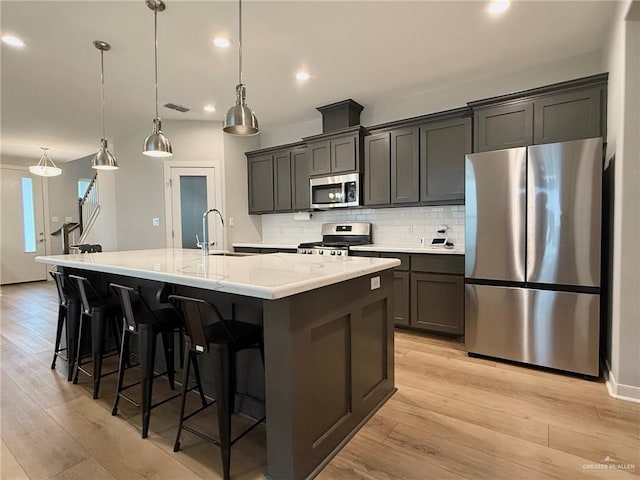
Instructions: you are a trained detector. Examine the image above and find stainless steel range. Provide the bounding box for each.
[297,223,371,256]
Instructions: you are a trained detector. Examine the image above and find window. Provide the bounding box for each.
[21,177,36,253]
[78,178,91,199]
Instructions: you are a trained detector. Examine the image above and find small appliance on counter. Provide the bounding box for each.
[297,222,371,256]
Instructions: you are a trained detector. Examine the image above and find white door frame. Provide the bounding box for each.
[163,161,226,250]
[0,164,52,283]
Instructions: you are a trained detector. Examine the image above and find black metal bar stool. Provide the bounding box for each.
[69,274,122,399]
[169,294,265,480]
[110,284,206,439]
[49,270,81,381]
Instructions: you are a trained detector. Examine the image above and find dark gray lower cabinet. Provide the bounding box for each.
[410,273,464,334]
[353,251,464,335]
[392,271,410,326]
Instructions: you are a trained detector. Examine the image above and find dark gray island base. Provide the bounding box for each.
[263,269,395,479]
[44,250,397,480]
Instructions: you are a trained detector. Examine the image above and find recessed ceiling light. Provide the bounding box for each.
[295,72,311,81]
[204,105,216,113]
[487,0,510,14]
[213,37,230,48]
[2,35,25,48]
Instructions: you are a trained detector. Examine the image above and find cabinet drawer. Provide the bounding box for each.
[411,254,464,274]
[380,252,410,271]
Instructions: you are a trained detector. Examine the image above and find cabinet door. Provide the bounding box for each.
[391,127,419,204]
[393,271,410,326]
[420,118,471,203]
[410,273,464,334]
[274,151,292,211]
[331,135,357,173]
[291,148,310,210]
[364,132,390,206]
[474,102,533,152]
[533,87,602,144]
[247,155,274,214]
[308,140,331,176]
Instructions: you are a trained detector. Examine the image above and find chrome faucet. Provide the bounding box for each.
[196,208,224,260]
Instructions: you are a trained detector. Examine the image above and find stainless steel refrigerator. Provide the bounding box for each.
[464,137,602,377]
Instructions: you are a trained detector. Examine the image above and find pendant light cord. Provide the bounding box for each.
[238,0,243,85]
[100,49,106,139]
[154,6,159,119]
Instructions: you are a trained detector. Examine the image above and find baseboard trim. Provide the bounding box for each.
[603,360,640,404]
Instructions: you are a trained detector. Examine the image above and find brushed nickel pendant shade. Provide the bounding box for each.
[143,0,173,157]
[92,40,118,170]
[30,147,62,177]
[223,0,259,136]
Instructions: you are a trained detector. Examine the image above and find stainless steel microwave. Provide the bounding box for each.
[310,173,360,209]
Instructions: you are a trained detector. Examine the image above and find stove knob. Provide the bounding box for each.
[319,250,323,255]
[331,251,335,256]
[337,251,342,256]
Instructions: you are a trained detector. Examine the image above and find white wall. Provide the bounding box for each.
[222,134,263,245]
[605,0,640,401]
[110,120,223,251]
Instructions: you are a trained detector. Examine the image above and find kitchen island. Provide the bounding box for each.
[36,249,399,479]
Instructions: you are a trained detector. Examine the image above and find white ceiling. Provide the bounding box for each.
[1,0,617,162]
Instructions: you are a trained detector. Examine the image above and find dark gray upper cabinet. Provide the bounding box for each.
[363,132,391,206]
[391,127,419,204]
[274,150,292,211]
[533,87,602,144]
[470,73,607,152]
[246,142,308,214]
[420,117,471,202]
[247,154,274,214]
[308,140,331,176]
[474,102,533,152]
[304,126,365,177]
[291,148,310,210]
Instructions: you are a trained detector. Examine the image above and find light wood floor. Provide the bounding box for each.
[1,281,638,480]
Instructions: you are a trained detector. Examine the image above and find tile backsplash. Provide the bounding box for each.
[261,205,465,248]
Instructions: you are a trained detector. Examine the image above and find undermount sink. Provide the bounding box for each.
[208,252,254,257]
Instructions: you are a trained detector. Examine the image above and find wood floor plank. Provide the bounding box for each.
[549,424,640,473]
[46,458,117,480]
[1,439,30,480]
[46,395,205,480]
[384,422,549,480]
[377,399,638,480]
[0,372,88,480]
[317,434,469,480]
[393,379,550,446]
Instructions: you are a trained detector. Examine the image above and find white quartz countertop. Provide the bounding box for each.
[350,244,465,255]
[232,242,464,255]
[35,248,399,300]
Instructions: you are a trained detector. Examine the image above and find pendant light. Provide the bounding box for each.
[143,0,172,157]
[223,0,259,135]
[92,41,118,170]
[29,147,62,177]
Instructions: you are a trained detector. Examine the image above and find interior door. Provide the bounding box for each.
[1,166,48,284]
[166,166,223,250]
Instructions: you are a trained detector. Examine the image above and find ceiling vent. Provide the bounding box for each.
[163,102,190,113]
[316,99,364,133]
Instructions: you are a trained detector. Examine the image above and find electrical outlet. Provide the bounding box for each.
[152,217,160,227]
[229,216,235,227]
[65,216,72,223]
[51,216,59,223]
[370,276,380,290]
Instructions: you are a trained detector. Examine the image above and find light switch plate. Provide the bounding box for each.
[65,216,72,222]
[370,276,380,290]
[152,217,160,227]
[51,216,59,223]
